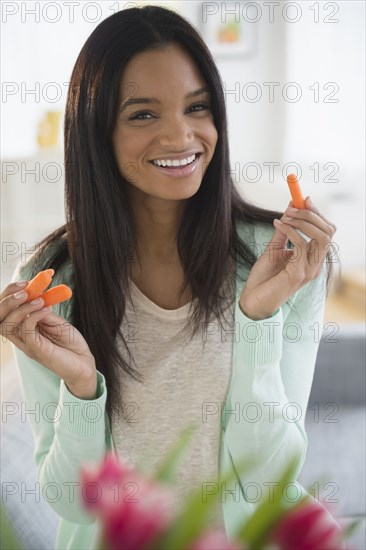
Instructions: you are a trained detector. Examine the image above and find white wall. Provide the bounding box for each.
[1,1,365,285]
[282,2,365,272]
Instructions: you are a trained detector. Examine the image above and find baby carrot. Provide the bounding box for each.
[286,174,306,209]
[25,269,54,302]
[40,284,72,306]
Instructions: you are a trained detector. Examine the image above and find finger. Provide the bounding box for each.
[37,310,66,326]
[273,219,309,257]
[278,215,334,269]
[38,316,68,344]
[269,224,289,249]
[5,306,51,351]
[280,215,334,239]
[283,201,336,237]
[33,311,76,350]
[0,287,29,323]
[274,219,327,272]
[287,196,330,223]
[0,281,29,302]
[1,298,44,331]
[261,226,289,268]
[281,248,295,260]
[0,295,47,337]
[304,197,337,232]
[20,306,57,344]
[273,248,296,271]
[38,311,73,335]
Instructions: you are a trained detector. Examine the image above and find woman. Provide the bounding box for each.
[1,5,337,549]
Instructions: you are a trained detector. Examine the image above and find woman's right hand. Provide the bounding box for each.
[0,282,97,399]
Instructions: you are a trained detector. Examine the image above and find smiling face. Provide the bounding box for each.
[112,44,218,203]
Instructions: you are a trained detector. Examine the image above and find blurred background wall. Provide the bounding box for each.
[1,0,365,324]
[1,2,365,548]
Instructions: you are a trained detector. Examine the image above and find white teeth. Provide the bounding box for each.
[153,154,197,167]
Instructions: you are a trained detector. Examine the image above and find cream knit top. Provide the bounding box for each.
[111,278,235,530]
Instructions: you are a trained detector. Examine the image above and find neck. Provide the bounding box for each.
[126,186,187,263]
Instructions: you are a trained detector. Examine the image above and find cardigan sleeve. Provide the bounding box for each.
[10,255,111,525]
[222,222,328,504]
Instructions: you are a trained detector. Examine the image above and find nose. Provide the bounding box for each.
[157,114,194,150]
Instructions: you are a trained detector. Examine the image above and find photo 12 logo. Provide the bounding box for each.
[201,2,340,25]
[1,2,144,24]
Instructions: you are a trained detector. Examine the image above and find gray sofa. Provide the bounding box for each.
[1,324,365,549]
[298,324,366,548]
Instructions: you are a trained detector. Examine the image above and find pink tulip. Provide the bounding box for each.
[269,497,345,550]
[80,452,135,516]
[80,452,175,550]
[189,530,244,550]
[105,481,174,550]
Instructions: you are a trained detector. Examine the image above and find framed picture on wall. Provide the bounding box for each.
[199,1,256,57]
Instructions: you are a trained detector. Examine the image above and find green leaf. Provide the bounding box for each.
[155,454,254,550]
[155,484,219,550]
[234,454,307,550]
[341,517,365,541]
[0,505,23,550]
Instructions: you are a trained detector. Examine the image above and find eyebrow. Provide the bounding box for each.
[119,85,211,112]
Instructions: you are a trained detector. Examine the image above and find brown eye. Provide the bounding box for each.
[129,111,155,121]
[188,103,210,113]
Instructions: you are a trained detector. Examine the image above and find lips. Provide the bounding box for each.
[152,154,196,168]
[149,153,202,177]
[149,152,202,167]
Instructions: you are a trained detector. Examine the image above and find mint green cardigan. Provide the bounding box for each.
[11,221,327,549]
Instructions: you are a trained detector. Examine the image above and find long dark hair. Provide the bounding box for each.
[20,5,338,423]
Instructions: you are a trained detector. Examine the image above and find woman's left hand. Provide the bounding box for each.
[239,196,337,320]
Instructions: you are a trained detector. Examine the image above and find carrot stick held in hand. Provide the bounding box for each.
[25,269,54,301]
[25,269,72,307]
[1,277,94,400]
[41,284,73,306]
[286,173,306,209]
